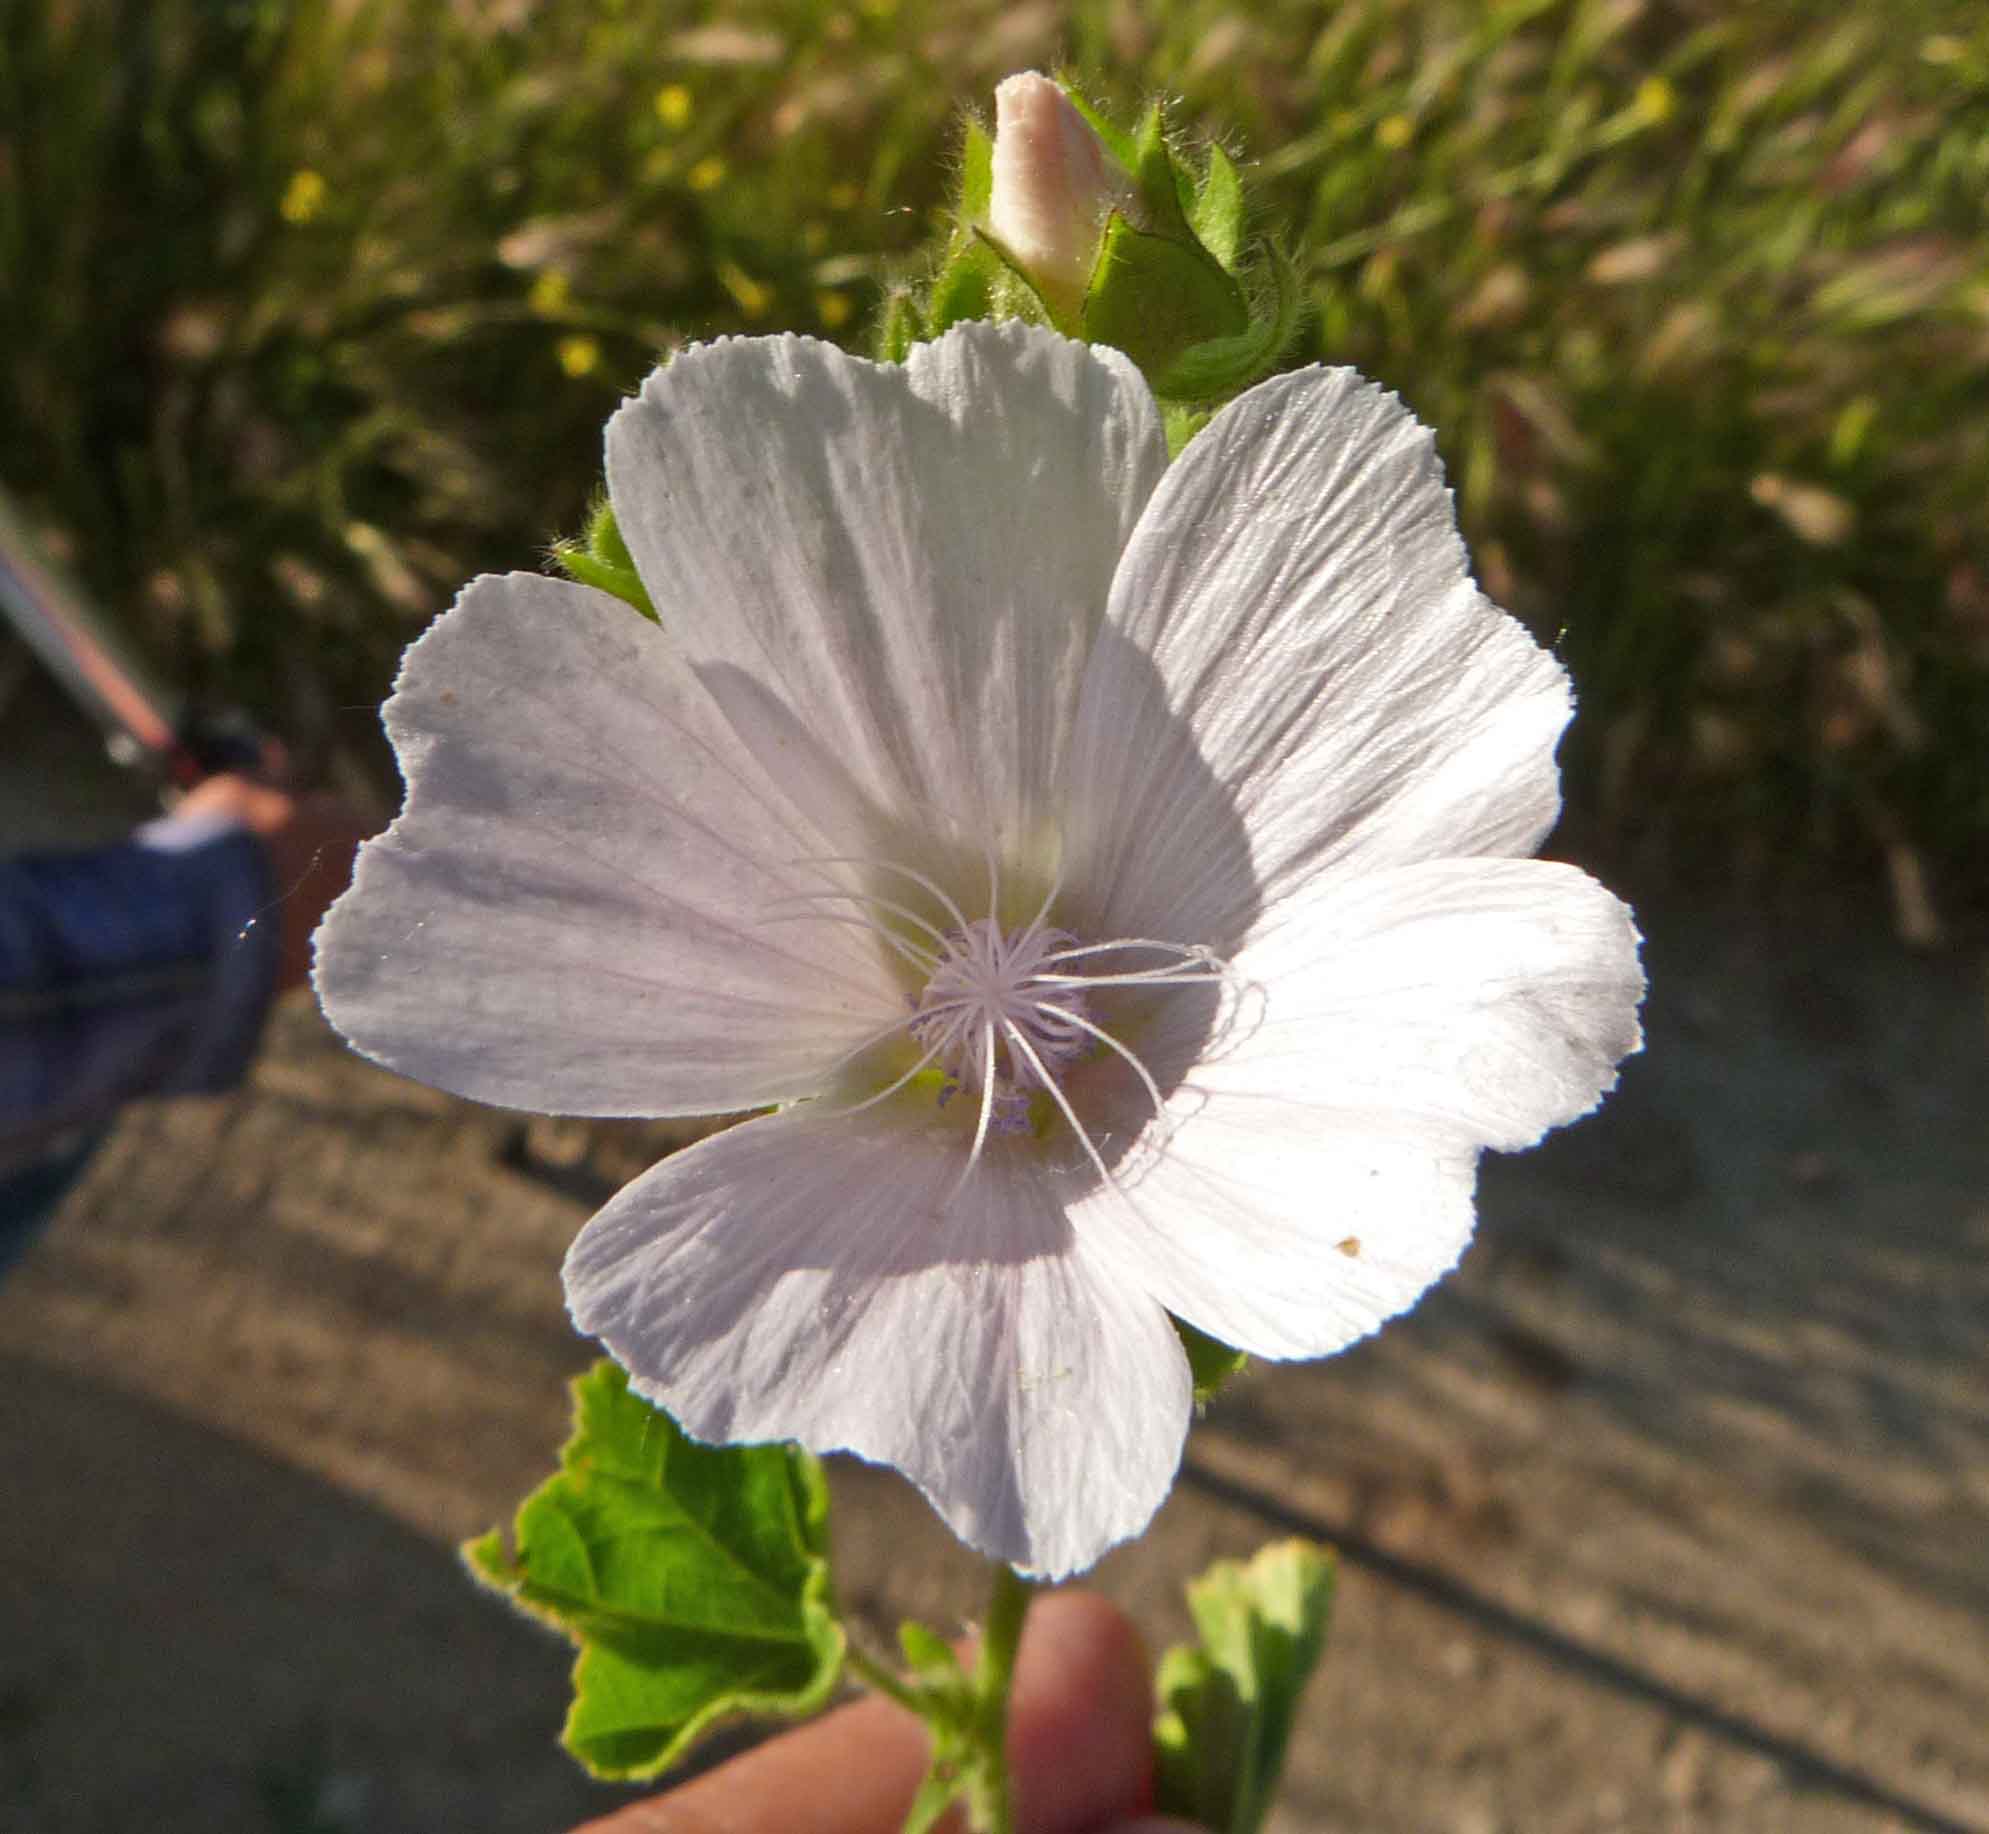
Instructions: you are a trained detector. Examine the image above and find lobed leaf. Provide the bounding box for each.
[1153,1539,1336,1834]
[464,1360,845,1782]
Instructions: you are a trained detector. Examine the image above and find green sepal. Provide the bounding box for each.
[553,498,654,618]
[957,117,995,225]
[462,1361,846,1783]
[1081,213,1248,387]
[1172,1315,1249,1404]
[1058,81,1138,172]
[926,237,1003,337]
[1153,1540,1337,1834]
[1130,102,1196,242]
[1191,144,1247,274]
[875,289,925,363]
[1152,244,1303,404]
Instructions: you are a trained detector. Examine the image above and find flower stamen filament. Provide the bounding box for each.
[781,852,1232,1192]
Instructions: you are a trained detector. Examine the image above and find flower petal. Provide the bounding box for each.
[314,572,901,1116]
[1072,858,1643,1359]
[605,323,1167,868]
[1220,857,1645,1149]
[562,1105,1192,1579]
[1065,367,1572,949]
[1075,1117,1483,1363]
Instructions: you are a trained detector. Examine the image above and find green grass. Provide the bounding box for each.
[4,0,1986,913]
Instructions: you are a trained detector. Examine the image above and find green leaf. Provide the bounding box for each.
[553,499,654,618]
[1081,213,1248,385]
[898,1620,969,1691]
[1172,1315,1249,1404]
[463,1360,845,1782]
[1153,1539,1337,1834]
[1191,144,1247,273]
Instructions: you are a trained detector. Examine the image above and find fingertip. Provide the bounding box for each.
[1007,1590,1155,1834]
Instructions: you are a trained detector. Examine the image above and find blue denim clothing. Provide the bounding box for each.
[0,825,280,1269]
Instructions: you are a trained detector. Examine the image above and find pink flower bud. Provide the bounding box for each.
[988,72,1124,318]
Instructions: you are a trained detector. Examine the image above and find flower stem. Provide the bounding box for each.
[846,1641,923,1713]
[973,1563,1034,1834]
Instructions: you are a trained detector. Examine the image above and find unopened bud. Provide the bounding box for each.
[988,72,1124,320]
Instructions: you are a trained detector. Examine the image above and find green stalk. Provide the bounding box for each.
[973,1564,1034,1834]
[846,1642,924,1714]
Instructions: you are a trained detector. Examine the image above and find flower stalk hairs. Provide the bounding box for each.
[313,75,1643,1834]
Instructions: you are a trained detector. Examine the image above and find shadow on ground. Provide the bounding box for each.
[0,1356,609,1834]
[0,811,1984,1833]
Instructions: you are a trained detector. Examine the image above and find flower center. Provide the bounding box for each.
[770,852,1237,1191]
[910,918,1093,1138]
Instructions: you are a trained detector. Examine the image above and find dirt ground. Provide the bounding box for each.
[1,690,1985,1833]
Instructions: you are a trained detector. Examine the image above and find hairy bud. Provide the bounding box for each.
[987,72,1124,319]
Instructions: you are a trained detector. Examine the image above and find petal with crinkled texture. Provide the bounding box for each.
[606,324,1167,866]
[1075,1118,1483,1363]
[316,324,1650,1581]
[1065,367,1573,950]
[562,1103,1193,1578]
[314,572,900,1117]
[1071,858,1644,1360]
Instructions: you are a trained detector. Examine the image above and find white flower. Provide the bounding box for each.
[314,322,1643,1580]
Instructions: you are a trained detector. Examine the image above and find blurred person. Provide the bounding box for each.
[572,1590,1198,1834]
[0,772,365,1273]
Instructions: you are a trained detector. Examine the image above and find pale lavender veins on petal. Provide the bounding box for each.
[563,1104,1192,1579]
[1072,857,1644,1361]
[314,572,900,1118]
[604,324,1166,864]
[1066,365,1572,950]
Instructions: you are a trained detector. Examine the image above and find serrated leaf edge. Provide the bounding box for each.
[462,1363,847,1784]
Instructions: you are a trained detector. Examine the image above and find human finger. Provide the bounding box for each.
[570,1589,1157,1834]
[1005,1589,1156,1834]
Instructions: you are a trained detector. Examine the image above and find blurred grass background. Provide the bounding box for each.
[3,0,1986,920]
